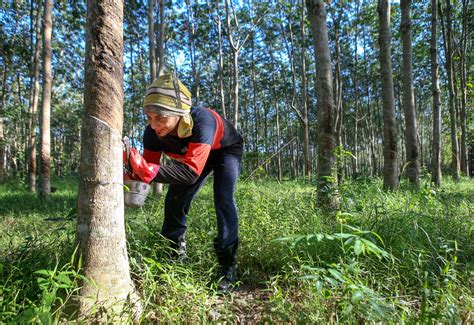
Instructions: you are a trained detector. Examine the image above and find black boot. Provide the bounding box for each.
[214,239,238,292]
[169,233,187,262]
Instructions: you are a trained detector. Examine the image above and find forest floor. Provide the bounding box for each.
[0,176,473,323]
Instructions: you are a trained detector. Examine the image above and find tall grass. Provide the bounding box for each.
[0,176,472,322]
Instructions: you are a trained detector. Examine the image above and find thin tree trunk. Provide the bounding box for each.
[443,0,460,180]
[186,0,199,104]
[352,28,359,178]
[306,0,339,209]
[301,0,310,178]
[39,0,53,197]
[153,0,165,196]
[148,0,156,81]
[332,5,344,182]
[378,0,399,190]
[459,0,469,175]
[349,1,360,178]
[77,0,140,319]
[276,101,282,181]
[157,0,165,76]
[431,0,442,186]
[225,0,243,128]
[231,50,239,128]
[400,0,420,186]
[28,0,42,192]
[363,35,377,177]
[251,34,259,167]
[216,1,226,118]
[0,61,8,183]
[18,72,27,175]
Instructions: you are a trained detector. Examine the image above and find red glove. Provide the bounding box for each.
[123,145,139,180]
[129,148,160,183]
[124,172,140,181]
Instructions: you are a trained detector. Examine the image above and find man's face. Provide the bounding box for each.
[146,111,180,137]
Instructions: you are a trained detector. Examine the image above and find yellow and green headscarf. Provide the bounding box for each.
[143,74,193,138]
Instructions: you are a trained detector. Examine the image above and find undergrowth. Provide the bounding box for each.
[0,176,472,322]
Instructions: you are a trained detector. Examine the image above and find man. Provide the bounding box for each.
[126,74,243,291]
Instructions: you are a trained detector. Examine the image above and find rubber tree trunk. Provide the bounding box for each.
[332,6,344,182]
[150,0,165,196]
[400,0,420,186]
[459,0,469,175]
[76,0,140,319]
[0,63,7,183]
[306,0,339,209]
[225,0,240,128]
[39,0,53,197]
[216,1,227,119]
[231,50,239,128]
[185,0,200,105]
[28,0,42,192]
[301,0,310,179]
[431,0,442,187]
[351,2,360,178]
[148,0,156,81]
[444,0,460,181]
[377,0,399,190]
[156,0,165,77]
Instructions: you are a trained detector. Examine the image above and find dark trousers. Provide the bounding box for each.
[162,150,241,252]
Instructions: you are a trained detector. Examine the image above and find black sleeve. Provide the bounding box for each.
[153,161,200,185]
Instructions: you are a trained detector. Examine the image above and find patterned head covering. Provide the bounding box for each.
[143,74,193,138]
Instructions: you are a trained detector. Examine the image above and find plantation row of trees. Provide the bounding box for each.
[0,0,472,193]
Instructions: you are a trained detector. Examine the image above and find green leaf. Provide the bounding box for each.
[351,290,365,303]
[324,276,339,286]
[55,273,72,286]
[354,239,363,255]
[327,269,346,283]
[335,233,353,239]
[344,236,355,246]
[42,291,56,306]
[34,270,53,277]
[298,275,317,280]
[315,280,323,292]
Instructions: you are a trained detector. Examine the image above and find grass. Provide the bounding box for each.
[0,175,473,323]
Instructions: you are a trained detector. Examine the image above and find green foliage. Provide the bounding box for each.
[0,176,472,322]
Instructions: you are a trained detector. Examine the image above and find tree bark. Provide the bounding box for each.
[225,0,245,129]
[400,0,420,186]
[148,0,156,81]
[152,0,165,196]
[459,0,469,175]
[0,61,7,183]
[306,0,339,209]
[216,1,227,118]
[352,24,359,178]
[156,0,165,77]
[39,0,53,197]
[77,0,140,319]
[186,0,201,104]
[332,5,344,182]
[28,0,42,192]
[431,0,442,186]
[443,0,460,180]
[301,0,310,178]
[231,49,239,128]
[377,0,399,190]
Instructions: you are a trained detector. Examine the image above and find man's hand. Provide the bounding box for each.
[129,148,160,183]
